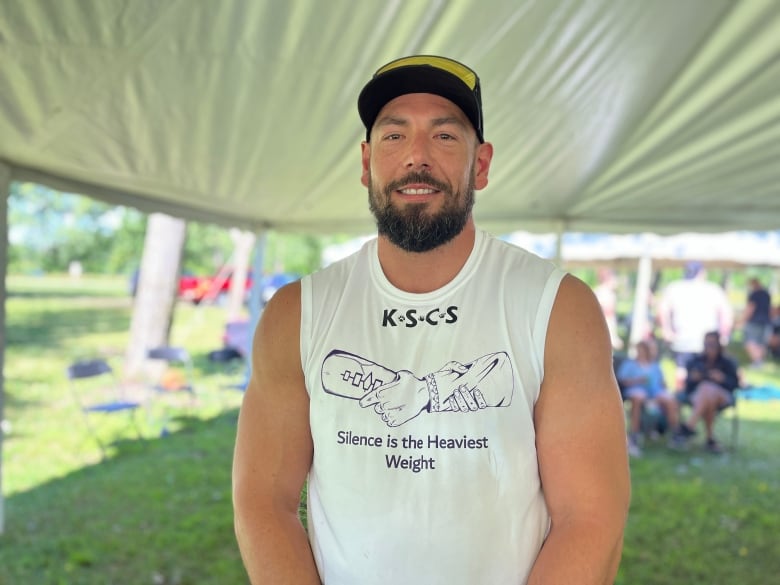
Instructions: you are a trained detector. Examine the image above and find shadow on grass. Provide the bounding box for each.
[6,306,131,348]
[0,411,249,585]
[7,290,128,300]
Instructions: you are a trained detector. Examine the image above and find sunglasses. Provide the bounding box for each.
[374,55,480,91]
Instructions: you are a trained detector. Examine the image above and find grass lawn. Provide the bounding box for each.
[2,274,780,584]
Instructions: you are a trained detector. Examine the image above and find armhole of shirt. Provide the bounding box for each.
[299,275,313,397]
[532,267,567,398]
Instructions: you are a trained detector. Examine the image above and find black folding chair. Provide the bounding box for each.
[67,358,143,457]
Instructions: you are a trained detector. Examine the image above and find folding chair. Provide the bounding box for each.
[208,347,248,393]
[146,346,196,435]
[676,388,741,451]
[67,358,143,457]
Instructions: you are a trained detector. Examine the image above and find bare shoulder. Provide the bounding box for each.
[535,272,623,444]
[545,274,613,371]
[534,272,629,526]
[234,278,311,490]
[249,281,302,386]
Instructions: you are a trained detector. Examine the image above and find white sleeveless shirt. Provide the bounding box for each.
[300,230,566,585]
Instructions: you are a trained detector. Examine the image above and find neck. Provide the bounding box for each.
[376,220,476,293]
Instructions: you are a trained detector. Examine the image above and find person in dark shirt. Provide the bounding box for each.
[674,331,740,453]
[741,277,772,367]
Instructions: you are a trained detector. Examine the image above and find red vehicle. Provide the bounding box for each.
[178,268,253,304]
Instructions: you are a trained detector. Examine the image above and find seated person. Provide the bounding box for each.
[616,339,678,457]
[769,305,780,359]
[674,331,740,453]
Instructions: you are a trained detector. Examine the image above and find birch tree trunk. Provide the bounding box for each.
[124,213,187,381]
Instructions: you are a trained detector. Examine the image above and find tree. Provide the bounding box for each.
[8,182,146,275]
[124,213,187,380]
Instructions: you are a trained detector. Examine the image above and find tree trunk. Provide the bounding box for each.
[124,213,186,381]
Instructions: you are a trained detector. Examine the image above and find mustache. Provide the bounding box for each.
[383,172,451,195]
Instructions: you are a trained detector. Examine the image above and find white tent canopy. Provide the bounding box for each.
[2,0,779,235]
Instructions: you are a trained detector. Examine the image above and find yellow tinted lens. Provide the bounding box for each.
[375,56,477,90]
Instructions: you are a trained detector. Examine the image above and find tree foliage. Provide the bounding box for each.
[8,182,354,278]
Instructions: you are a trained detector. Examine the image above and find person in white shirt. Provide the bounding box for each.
[232,54,630,585]
[658,261,733,391]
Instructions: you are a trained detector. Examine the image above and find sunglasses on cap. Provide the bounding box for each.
[373,55,480,91]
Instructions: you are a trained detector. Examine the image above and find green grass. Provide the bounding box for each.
[2,275,250,584]
[2,275,780,584]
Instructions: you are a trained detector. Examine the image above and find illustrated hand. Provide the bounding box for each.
[442,384,487,412]
[359,370,429,427]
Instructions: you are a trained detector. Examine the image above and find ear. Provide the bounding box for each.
[360,141,371,187]
[473,141,494,191]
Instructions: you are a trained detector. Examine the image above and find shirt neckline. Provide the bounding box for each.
[368,229,487,303]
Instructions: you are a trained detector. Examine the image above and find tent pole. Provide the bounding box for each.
[244,230,268,380]
[0,162,11,535]
[554,221,566,266]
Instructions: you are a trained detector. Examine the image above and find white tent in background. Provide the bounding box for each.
[507,230,780,347]
[507,231,780,269]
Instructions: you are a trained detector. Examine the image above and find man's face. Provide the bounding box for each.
[361,93,492,253]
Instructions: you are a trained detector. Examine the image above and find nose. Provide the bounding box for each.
[404,133,432,170]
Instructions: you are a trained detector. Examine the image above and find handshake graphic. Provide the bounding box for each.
[321,349,514,427]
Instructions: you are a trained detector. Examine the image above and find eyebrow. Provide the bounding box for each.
[373,115,469,131]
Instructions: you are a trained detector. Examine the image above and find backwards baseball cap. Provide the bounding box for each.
[358,55,484,143]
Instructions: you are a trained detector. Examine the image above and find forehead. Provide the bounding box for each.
[375,93,471,126]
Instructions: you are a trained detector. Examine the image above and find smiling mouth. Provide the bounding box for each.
[398,187,438,195]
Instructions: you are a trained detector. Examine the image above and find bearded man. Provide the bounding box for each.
[233,55,630,585]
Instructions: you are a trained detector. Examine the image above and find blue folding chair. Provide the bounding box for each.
[67,358,143,457]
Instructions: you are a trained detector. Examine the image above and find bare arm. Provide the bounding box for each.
[528,275,631,585]
[232,282,322,584]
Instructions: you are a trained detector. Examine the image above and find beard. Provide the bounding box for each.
[368,170,475,253]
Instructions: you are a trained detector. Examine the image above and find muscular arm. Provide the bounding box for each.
[232,282,322,585]
[528,275,631,585]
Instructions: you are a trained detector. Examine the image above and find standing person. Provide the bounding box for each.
[674,331,741,454]
[594,266,624,350]
[741,276,772,368]
[232,55,630,585]
[658,261,733,391]
[617,339,679,457]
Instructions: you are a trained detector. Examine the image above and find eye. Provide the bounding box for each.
[436,132,456,141]
[382,133,402,141]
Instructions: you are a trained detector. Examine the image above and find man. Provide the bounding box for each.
[658,261,733,391]
[674,331,741,454]
[740,276,772,368]
[233,55,630,585]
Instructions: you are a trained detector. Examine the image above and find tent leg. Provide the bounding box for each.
[243,230,268,383]
[0,162,11,535]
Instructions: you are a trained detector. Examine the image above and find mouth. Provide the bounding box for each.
[399,187,437,195]
[395,184,441,201]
